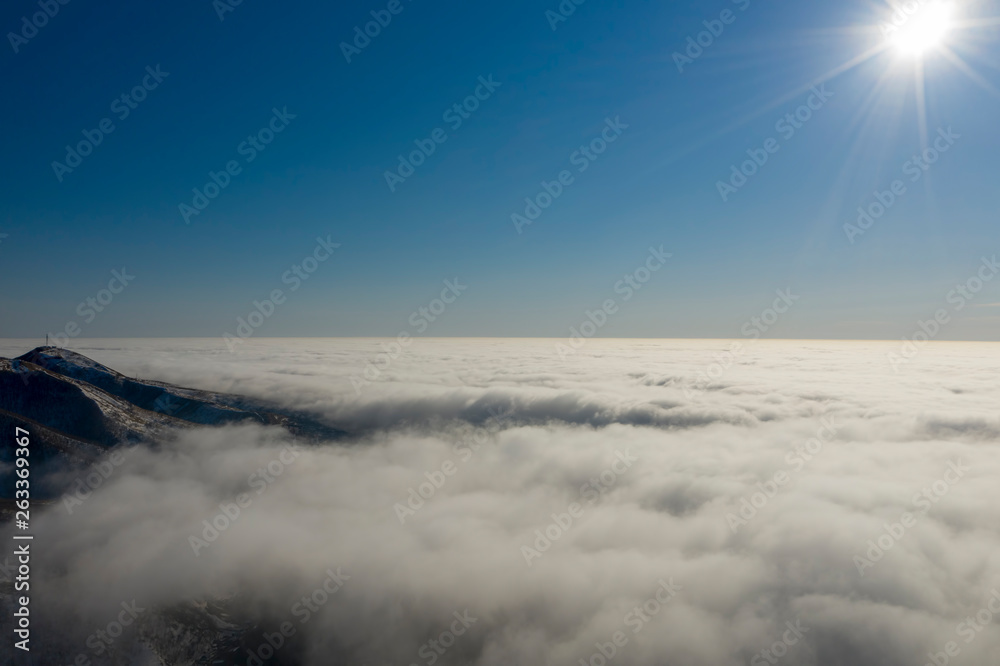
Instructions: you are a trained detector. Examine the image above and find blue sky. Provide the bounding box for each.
[1,0,999,340]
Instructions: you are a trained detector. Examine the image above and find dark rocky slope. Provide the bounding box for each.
[0,347,345,476]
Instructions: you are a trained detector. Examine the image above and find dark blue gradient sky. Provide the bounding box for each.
[2,0,998,339]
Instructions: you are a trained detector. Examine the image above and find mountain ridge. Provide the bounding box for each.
[0,346,346,496]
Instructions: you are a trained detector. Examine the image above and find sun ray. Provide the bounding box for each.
[914,59,929,150]
[951,16,1000,29]
[647,43,890,173]
[845,65,901,135]
[938,46,1000,98]
[704,44,889,143]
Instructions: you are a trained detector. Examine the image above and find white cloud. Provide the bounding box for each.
[4,338,1000,665]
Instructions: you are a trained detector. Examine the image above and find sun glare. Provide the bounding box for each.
[889,2,956,56]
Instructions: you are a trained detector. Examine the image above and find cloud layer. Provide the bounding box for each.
[3,338,1000,665]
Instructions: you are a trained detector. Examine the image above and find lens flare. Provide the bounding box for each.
[889,2,955,56]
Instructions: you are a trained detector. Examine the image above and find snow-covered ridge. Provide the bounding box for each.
[0,346,345,472]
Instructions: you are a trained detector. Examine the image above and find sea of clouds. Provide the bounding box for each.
[2,337,1000,666]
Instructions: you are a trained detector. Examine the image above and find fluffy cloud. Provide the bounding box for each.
[3,338,1000,665]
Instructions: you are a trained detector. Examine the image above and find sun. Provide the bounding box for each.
[887,2,956,57]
